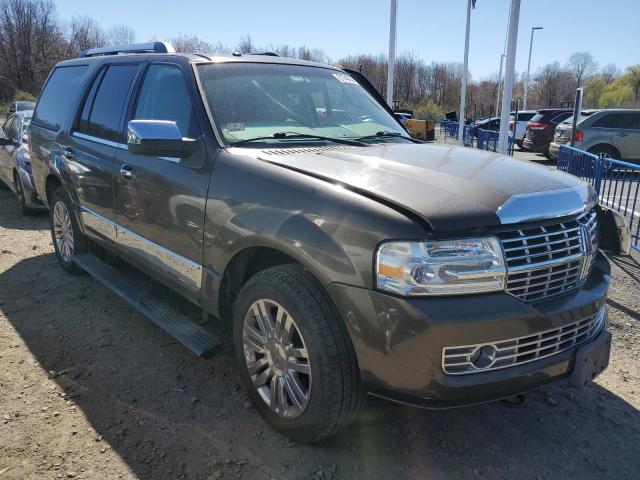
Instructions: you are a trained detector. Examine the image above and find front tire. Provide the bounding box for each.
[233,264,364,443]
[49,186,86,274]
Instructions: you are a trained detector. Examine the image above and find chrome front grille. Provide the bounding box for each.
[442,307,605,375]
[499,209,599,303]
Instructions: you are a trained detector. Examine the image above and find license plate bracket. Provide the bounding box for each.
[569,331,611,388]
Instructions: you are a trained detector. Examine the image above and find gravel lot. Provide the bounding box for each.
[0,186,639,480]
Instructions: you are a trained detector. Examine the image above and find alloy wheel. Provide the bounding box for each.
[53,201,74,262]
[242,299,312,418]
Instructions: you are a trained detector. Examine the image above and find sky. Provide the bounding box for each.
[57,0,640,79]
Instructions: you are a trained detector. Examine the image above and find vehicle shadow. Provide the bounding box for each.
[610,252,640,284]
[0,189,48,231]
[1,254,639,480]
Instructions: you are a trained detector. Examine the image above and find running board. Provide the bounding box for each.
[72,253,221,357]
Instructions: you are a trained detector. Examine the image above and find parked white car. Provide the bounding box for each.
[509,110,537,148]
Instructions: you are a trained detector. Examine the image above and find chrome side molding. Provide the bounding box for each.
[80,206,202,289]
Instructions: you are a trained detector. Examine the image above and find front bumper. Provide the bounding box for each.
[328,252,611,408]
[523,135,552,153]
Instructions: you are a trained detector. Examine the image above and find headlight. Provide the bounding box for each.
[376,237,506,296]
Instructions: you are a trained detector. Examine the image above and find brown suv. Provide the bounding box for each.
[28,43,628,442]
[522,109,572,157]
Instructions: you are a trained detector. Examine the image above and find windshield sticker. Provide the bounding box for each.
[226,122,245,132]
[332,73,358,85]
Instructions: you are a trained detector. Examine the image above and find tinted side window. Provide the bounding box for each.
[519,112,535,121]
[134,64,199,137]
[551,112,571,124]
[77,68,106,134]
[85,65,138,142]
[591,113,640,129]
[33,66,88,131]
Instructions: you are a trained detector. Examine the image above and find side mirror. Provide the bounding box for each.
[127,120,198,158]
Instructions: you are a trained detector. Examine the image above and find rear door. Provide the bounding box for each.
[67,62,141,240]
[113,62,211,301]
[611,112,640,160]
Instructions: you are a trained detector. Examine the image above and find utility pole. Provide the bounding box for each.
[497,0,521,154]
[495,54,506,118]
[386,0,398,107]
[523,26,543,111]
[457,0,473,144]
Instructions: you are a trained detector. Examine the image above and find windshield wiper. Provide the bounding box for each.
[229,132,367,147]
[355,131,419,143]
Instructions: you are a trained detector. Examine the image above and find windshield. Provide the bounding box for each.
[197,63,406,145]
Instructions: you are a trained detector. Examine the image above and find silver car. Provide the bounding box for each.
[0,111,46,214]
[550,109,640,161]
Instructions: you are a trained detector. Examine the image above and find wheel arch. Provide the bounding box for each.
[217,238,338,321]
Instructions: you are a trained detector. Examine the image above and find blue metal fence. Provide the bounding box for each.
[558,145,640,252]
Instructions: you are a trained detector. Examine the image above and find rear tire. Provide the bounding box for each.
[49,186,86,274]
[233,264,365,443]
[588,144,620,159]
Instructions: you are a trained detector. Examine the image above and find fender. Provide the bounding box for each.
[201,207,358,317]
[43,149,91,234]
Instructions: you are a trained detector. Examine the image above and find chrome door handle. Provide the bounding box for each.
[63,147,75,160]
[120,164,136,180]
[617,133,628,137]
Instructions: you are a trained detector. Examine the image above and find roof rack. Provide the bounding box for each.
[80,42,175,58]
[251,52,279,57]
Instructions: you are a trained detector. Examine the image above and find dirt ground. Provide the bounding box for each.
[0,188,639,480]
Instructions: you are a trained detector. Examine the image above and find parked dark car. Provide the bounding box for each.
[0,110,46,214]
[522,109,572,156]
[472,116,500,137]
[5,100,36,120]
[29,42,628,443]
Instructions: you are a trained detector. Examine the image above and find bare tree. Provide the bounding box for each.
[565,51,598,90]
[107,24,135,45]
[237,34,253,53]
[0,0,68,97]
[600,62,620,84]
[534,62,566,108]
[69,15,105,53]
[169,33,216,53]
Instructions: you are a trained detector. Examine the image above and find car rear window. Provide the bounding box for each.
[529,113,545,123]
[76,64,138,142]
[32,65,88,131]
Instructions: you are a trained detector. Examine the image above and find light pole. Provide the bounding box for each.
[386,0,398,108]
[497,0,521,154]
[495,53,506,117]
[523,26,543,111]
[457,0,473,144]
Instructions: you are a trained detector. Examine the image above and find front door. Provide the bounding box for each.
[113,62,211,301]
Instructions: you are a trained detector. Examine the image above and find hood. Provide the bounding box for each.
[235,143,593,231]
